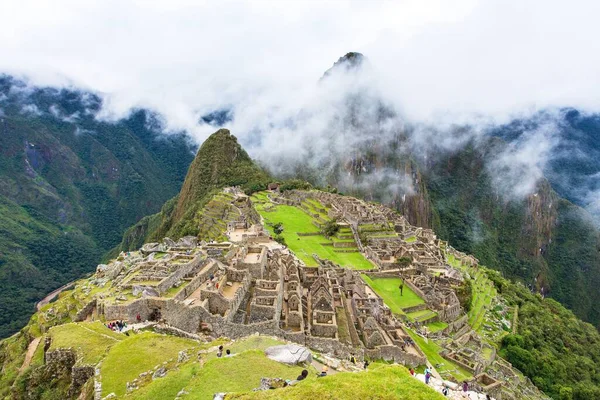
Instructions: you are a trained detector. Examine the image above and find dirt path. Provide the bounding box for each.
[36,281,75,311]
[19,337,41,373]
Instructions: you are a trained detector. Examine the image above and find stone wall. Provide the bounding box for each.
[74,299,96,322]
[157,255,206,294]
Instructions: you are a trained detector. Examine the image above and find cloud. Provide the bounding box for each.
[487,121,561,199]
[1,0,600,205]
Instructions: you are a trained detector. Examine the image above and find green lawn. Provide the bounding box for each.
[425,321,448,333]
[254,196,373,270]
[360,276,424,314]
[405,328,471,382]
[48,322,123,365]
[407,309,438,323]
[229,363,445,400]
[129,350,307,400]
[102,332,199,397]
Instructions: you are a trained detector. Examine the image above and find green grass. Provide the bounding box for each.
[254,197,373,270]
[407,309,438,323]
[446,253,497,332]
[229,363,445,400]
[102,332,199,397]
[48,322,123,365]
[360,276,424,314]
[130,350,307,400]
[336,308,351,344]
[405,328,471,382]
[404,236,417,243]
[425,321,448,333]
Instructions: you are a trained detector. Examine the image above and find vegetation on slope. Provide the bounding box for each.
[114,129,271,251]
[426,141,600,330]
[485,268,600,400]
[0,77,195,338]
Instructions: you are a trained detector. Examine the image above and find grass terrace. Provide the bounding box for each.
[446,252,497,332]
[130,350,307,400]
[252,193,373,270]
[102,331,199,397]
[360,275,424,314]
[406,309,438,323]
[48,322,123,365]
[405,328,471,382]
[425,321,448,334]
[229,364,445,400]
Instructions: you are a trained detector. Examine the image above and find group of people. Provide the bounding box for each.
[216,345,233,358]
[106,320,126,332]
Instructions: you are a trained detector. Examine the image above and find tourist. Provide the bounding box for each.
[296,369,308,381]
[399,282,404,296]
[462,381,469,392]
[217,345,223,358]
[442,386,449,396]
[363,359,369,369]
[409,368,415,376]
[225,349,232,357]
[425,371,431,384]
[136,314,141,322]
[350,355,356,364]
[318,366,328,377]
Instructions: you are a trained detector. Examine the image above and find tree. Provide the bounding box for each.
[273,222,284,235]
[323,220,340,238]
[397,256,412,269]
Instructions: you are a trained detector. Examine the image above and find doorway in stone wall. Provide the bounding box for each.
[149,308,162,321]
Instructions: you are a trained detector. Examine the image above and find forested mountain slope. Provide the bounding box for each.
[0,76,195,337]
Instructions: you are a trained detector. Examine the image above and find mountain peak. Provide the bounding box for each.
[323,52,366,78]
[163,128,269,236]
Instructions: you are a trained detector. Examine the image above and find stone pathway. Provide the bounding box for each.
[18,337,41,373]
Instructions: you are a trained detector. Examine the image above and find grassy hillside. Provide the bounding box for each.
[229,364,444,400]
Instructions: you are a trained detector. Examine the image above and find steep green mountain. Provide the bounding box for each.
[0,76,196,338]
[113,128,271,251]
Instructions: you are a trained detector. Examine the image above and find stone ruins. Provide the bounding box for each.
[80,188,546,399]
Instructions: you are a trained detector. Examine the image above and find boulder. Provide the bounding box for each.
[141,242,161,254]
[178,350,189,363]
[96,264,109,276]
[152,367,167,380]
[163,237,177,248]
[177,236,198,248]
[265,344,312,365]
[132,285,160,298]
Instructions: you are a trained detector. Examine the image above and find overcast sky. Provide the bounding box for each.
[1,0,599,141]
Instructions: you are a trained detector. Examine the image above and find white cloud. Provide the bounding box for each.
[1,0,600,202]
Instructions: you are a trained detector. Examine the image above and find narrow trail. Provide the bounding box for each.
[19,337,41,373]
[37,281,75,311]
